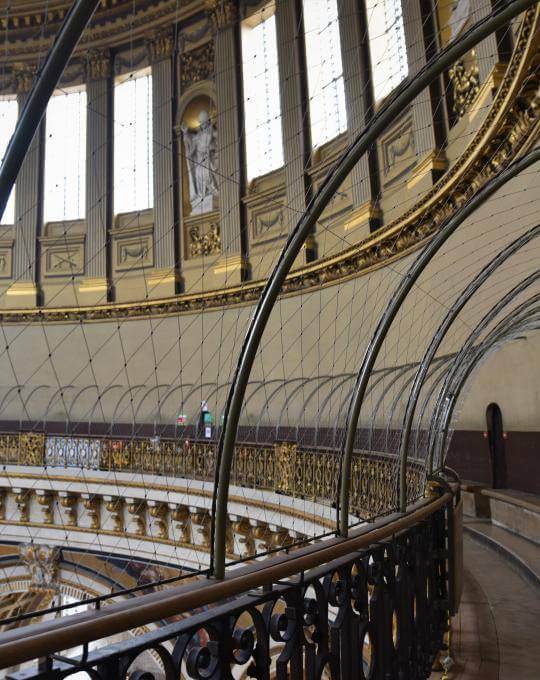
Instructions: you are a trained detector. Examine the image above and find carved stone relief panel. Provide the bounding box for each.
[244,169,287,246]
[184,210,221,258]
[379,114,416,186]
[0,238,14,279]
[40,221,86,278]
[112,213,155,273]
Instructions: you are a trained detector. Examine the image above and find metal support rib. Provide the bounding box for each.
[339,146,540,531]
[0,0,101,221]
[427,272,540,471]
[397,223,540,506]
[433,296,540,468]
[212,1,538,575]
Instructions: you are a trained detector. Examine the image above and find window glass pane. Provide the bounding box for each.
[366,0,408,101]
[303,0,347,147]
[114,71,153,214]
[0,98,18,225]
[44,89,87,222]
[241,8,284,180]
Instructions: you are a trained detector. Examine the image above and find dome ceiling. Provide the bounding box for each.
[0,0,202,62]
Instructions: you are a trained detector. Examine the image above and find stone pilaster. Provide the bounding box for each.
[79,49,111,305]
[208,0,246,284]
[402,0,447,192]
[338,0,381,236]
[8,71,42,308]
[147,31,177,298]
[470,0,502,83]
[275,0,309,236]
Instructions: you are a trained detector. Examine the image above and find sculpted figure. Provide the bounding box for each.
[181,109,219,214]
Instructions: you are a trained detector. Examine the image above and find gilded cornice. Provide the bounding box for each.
[0,7,538,324]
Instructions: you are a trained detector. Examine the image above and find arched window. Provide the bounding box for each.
[0,97,18,225]
[241,4,284,180]
[114,70,153,214]
[303,0,347,148]
[44,88,87,222]
[366,0,408,102]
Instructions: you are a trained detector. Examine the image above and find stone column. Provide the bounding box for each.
[338,0,381,237]
[208,0,246,284]
[275,0,309,234]
[8,64,42,308]
[402,0,447,192]
[147,30,177,298]
[79,49,112,305]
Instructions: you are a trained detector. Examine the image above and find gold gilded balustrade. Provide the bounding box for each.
[0,432,424,518]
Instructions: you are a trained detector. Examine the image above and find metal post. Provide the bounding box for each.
[0,0,101,221]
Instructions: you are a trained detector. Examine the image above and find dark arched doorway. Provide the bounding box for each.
[486,403,507,489]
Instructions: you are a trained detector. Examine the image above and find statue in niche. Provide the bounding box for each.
[181,109,219,215]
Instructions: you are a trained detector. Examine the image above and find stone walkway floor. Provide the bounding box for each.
[433,533,540,679]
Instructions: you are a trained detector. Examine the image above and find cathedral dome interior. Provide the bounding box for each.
[0,0,538,677]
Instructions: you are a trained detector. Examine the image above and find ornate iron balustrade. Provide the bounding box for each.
[2,491,454,680]
[0,433,424,519]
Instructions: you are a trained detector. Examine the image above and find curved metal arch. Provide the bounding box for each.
[110,385,146,427]
[132,384,171,430]
[21,385,53,424]
[212,3,537,575]
[0,385,24,417]
[436,312,540,469]
[43,385,76,424]
[427,273,540,470]
[397,221,540,507]
[365,363,421,452]
[412,356,456,459]
[253,378,298,442]
[156,383,194,423]
[432,302,540,461]
[314,374,357,445]
[384,356,449,454]
[432,299,540,467]
[67,384,99,424]
[296,374,348,442]
[339,148,540,530]
[87,384,124,427]
[275,376,319,440]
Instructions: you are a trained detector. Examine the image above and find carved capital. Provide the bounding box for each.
[12,62,36,94]
[205,0,237,31]
[145,29,174,63]
[85,48,112,82]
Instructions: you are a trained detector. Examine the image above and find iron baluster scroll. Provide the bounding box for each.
[5,495,453,680]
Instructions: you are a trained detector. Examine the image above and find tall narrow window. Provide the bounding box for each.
[0,97,18,225]
[241,5,284,180]
[366,0,408,102]
[114,70,153,214]
[303,0,347,147]
[44,89,87,222]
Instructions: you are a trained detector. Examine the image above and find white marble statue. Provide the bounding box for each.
[181,109,219,215]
